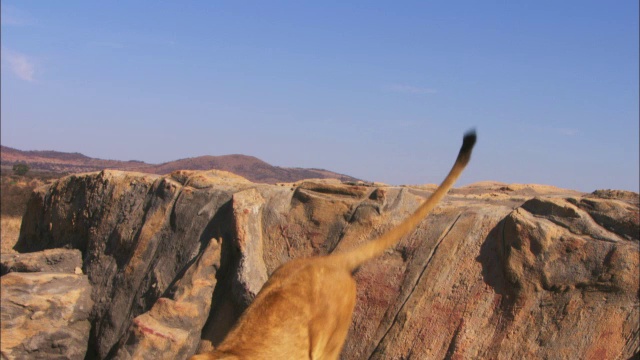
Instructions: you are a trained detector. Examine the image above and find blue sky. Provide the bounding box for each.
[1,1,638,192]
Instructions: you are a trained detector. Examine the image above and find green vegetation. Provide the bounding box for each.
[12,163,30,176]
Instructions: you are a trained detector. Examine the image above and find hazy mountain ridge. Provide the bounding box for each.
[0,145,359,183]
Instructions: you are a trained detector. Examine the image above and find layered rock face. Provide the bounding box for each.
[4,170,639,359]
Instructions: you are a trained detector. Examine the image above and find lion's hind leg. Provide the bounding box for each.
[309,269,357,360]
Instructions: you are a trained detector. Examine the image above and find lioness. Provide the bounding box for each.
[191,131,477,360]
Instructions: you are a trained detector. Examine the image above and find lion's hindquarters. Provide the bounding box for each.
[309,266,357,360]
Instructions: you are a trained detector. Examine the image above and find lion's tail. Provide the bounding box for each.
[331,130,477,272]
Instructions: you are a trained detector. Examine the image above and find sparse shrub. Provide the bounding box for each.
[12,163,30,176]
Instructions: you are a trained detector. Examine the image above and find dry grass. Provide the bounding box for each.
[1,216,22,254]
[1,173,59,253]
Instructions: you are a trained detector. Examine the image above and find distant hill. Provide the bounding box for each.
[0,146,360,184]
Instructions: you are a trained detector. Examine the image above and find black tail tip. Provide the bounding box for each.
[461,129,477,153]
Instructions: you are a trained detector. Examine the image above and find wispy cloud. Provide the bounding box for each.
[2,48,36,82]
[550,127,579,136]
[89,41,125,49]
[535,125,579,137]
[1,5,35,27]
[388,84,437,95]
[522,122,579,137]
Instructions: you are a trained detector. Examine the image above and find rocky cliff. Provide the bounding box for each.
[2,170,638,359]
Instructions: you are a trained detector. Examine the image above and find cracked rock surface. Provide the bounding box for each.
[6,171,639,359]
[1,272,94,359]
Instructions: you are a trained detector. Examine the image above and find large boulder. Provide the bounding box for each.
[495,197,638,359]
[12,172,639,359]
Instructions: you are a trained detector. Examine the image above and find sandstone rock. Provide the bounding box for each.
[1,248,82,275]
[569,196,639,242]
[496,197,639,359]
[0,272,93,359]
[114,237,222,359]
[13,171,639,359]
[589,189,640,206]
[229,188,268,304]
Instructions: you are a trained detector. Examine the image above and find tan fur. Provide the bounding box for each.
[190,132,477,360]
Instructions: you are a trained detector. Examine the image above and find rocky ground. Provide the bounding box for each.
[1,170,638,359]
